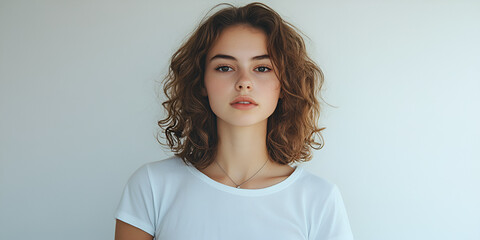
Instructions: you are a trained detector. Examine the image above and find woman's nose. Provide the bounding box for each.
[235,71,253,91]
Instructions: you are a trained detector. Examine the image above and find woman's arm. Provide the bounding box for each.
[114,219,153,240]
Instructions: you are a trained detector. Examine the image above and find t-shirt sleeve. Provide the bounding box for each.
[115,164,156,236]
[310,185,354,240]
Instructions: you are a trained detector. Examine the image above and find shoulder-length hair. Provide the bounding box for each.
[157,2,324,170]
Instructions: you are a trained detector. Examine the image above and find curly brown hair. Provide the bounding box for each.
[157,2,325,170]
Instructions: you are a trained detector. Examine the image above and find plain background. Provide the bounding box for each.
[1,0,479,239]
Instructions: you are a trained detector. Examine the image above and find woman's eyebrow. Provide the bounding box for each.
[209,54,270,62]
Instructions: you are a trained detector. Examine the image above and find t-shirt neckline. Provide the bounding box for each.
[185,159,304,196]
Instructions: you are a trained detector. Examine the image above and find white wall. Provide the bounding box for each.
[1,0,479,239]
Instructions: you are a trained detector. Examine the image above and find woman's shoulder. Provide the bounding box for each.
[123,155,190,194]
[294,165,339,196]
[129,155,187,182]
[146,155,185,170]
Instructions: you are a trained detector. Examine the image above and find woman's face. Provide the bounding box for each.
[204,24,281,127]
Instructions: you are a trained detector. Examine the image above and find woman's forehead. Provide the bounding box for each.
[207,25,268,60]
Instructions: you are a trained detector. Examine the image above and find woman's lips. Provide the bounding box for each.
[230,95,258,105]
[231,102,257,110]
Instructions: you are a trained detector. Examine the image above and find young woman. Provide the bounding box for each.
[115,2,353,240]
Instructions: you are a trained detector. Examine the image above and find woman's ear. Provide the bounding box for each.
[201,87,207,96]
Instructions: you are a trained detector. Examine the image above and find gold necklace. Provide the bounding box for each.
[214,159,269,189]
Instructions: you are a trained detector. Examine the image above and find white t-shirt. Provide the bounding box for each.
[115,156,354,240]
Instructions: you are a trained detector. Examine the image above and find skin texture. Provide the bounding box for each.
[204,24,281,129]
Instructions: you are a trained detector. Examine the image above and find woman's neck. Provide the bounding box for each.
[214,117,271,182]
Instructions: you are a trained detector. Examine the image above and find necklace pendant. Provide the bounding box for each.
[236,186,240,189]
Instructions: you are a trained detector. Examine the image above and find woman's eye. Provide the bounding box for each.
[216,66,233,72]
[255,66,271,72]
